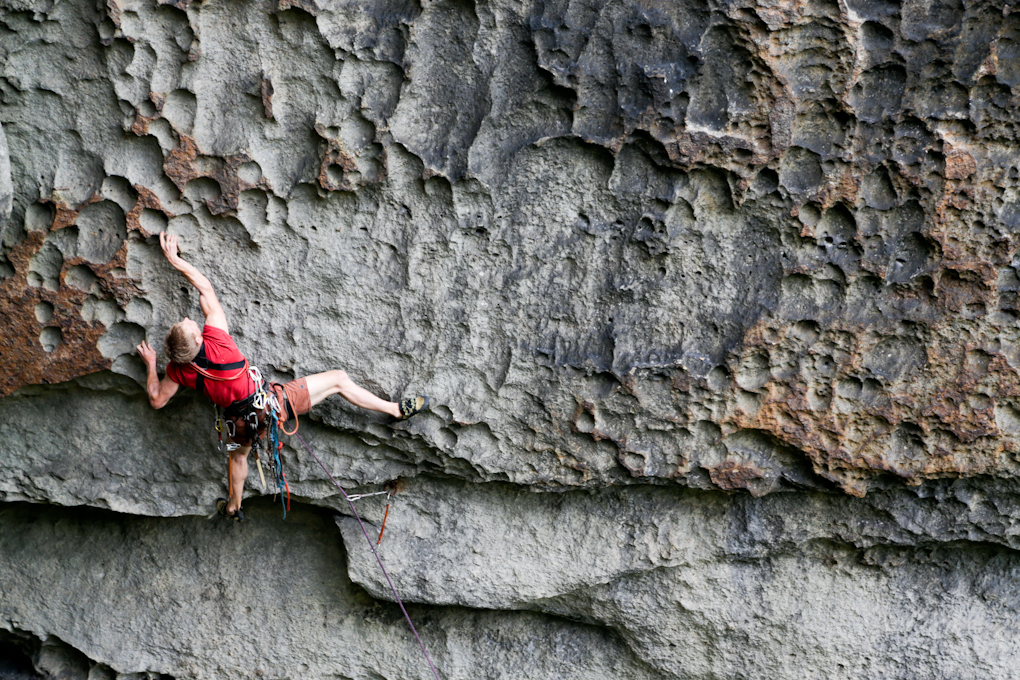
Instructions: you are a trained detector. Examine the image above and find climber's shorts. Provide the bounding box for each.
[272,378,312,424]
[224,378,312,448]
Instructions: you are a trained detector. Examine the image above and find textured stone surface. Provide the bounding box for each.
[343,478,1020,677]
[0,121,11,232]
[2,0,1020,677]
[0,500,659,680]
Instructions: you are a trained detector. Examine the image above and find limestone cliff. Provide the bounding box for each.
[1,0,1019,677]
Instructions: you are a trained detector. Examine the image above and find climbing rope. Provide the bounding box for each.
[294,432,441,680]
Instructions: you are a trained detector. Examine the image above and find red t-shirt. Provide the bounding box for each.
[166,326,257,407]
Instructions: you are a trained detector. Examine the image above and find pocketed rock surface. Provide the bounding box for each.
[1,0,1019,677]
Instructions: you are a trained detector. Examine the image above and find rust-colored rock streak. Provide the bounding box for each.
[0,229,109,398]
[0,193,154,398]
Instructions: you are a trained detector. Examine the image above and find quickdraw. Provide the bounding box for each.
[344,487,396,545]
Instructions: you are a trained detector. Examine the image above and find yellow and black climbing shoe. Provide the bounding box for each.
[215,497,244,523]
[398,395,430,420]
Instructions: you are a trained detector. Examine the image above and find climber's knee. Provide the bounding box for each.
[335,369,351,389]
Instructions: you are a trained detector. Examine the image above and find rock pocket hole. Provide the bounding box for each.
[790,320,821,345]
[632,23,652,39]
[66,264,99,291]
[28,238,65,291]
[780,148,824,196]
[98,18,116,42]
[836,377,863,399]
[39,326,63,352]
[101,176,138,212]
[736,351,771,391]
[77,200,127,264]
[125,297,153,325]
[175,24,194,52]
[35,301,55,323]
[97,322,145,359]
[238,161,263,185]
[861,378,883,403]
[575,410,595,433]
[996,403,1020,435]
[25,202,55,232]
[326,164,345,186]
[183,177,222,203]
[620,451,647,475]
[162,89,197,134]
[139,208,168,234]
[968,393,992,410]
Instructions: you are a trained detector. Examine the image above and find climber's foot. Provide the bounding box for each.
[397,396,430,420]
[215,497,244,522]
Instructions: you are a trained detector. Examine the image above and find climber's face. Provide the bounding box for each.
[181,317,202,343]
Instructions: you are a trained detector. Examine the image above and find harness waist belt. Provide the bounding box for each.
[224,380,268,418]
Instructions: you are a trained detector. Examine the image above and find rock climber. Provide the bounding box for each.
[135,232,429,521]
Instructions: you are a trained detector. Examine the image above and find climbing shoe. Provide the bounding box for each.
[398,395,430,420]
[215,497,244,523]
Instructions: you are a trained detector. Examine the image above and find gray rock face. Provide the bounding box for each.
[341,478,1020,678]
[0,501,658,680]
[0,121,12,238]
[1,0,1020,677]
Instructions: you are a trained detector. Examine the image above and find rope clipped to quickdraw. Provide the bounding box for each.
[295,433,441,680]
[336,487,393,544]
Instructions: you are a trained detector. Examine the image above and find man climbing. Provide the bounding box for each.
[136,232,429,521]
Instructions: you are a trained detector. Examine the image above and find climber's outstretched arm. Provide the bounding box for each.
[160,231,228,332]
[136,340,180,409]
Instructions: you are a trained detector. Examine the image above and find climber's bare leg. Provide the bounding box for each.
[226,445,250,515]
[304,370,401,418]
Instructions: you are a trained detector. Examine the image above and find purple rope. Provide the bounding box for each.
[295,433,442,680]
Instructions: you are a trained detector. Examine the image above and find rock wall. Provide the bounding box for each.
[1,0,1019,677]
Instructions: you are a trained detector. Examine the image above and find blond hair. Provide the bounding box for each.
[165,322,200,363]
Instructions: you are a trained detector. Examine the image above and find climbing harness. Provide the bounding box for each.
[211,365,294,517]
[295,432,440,680]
